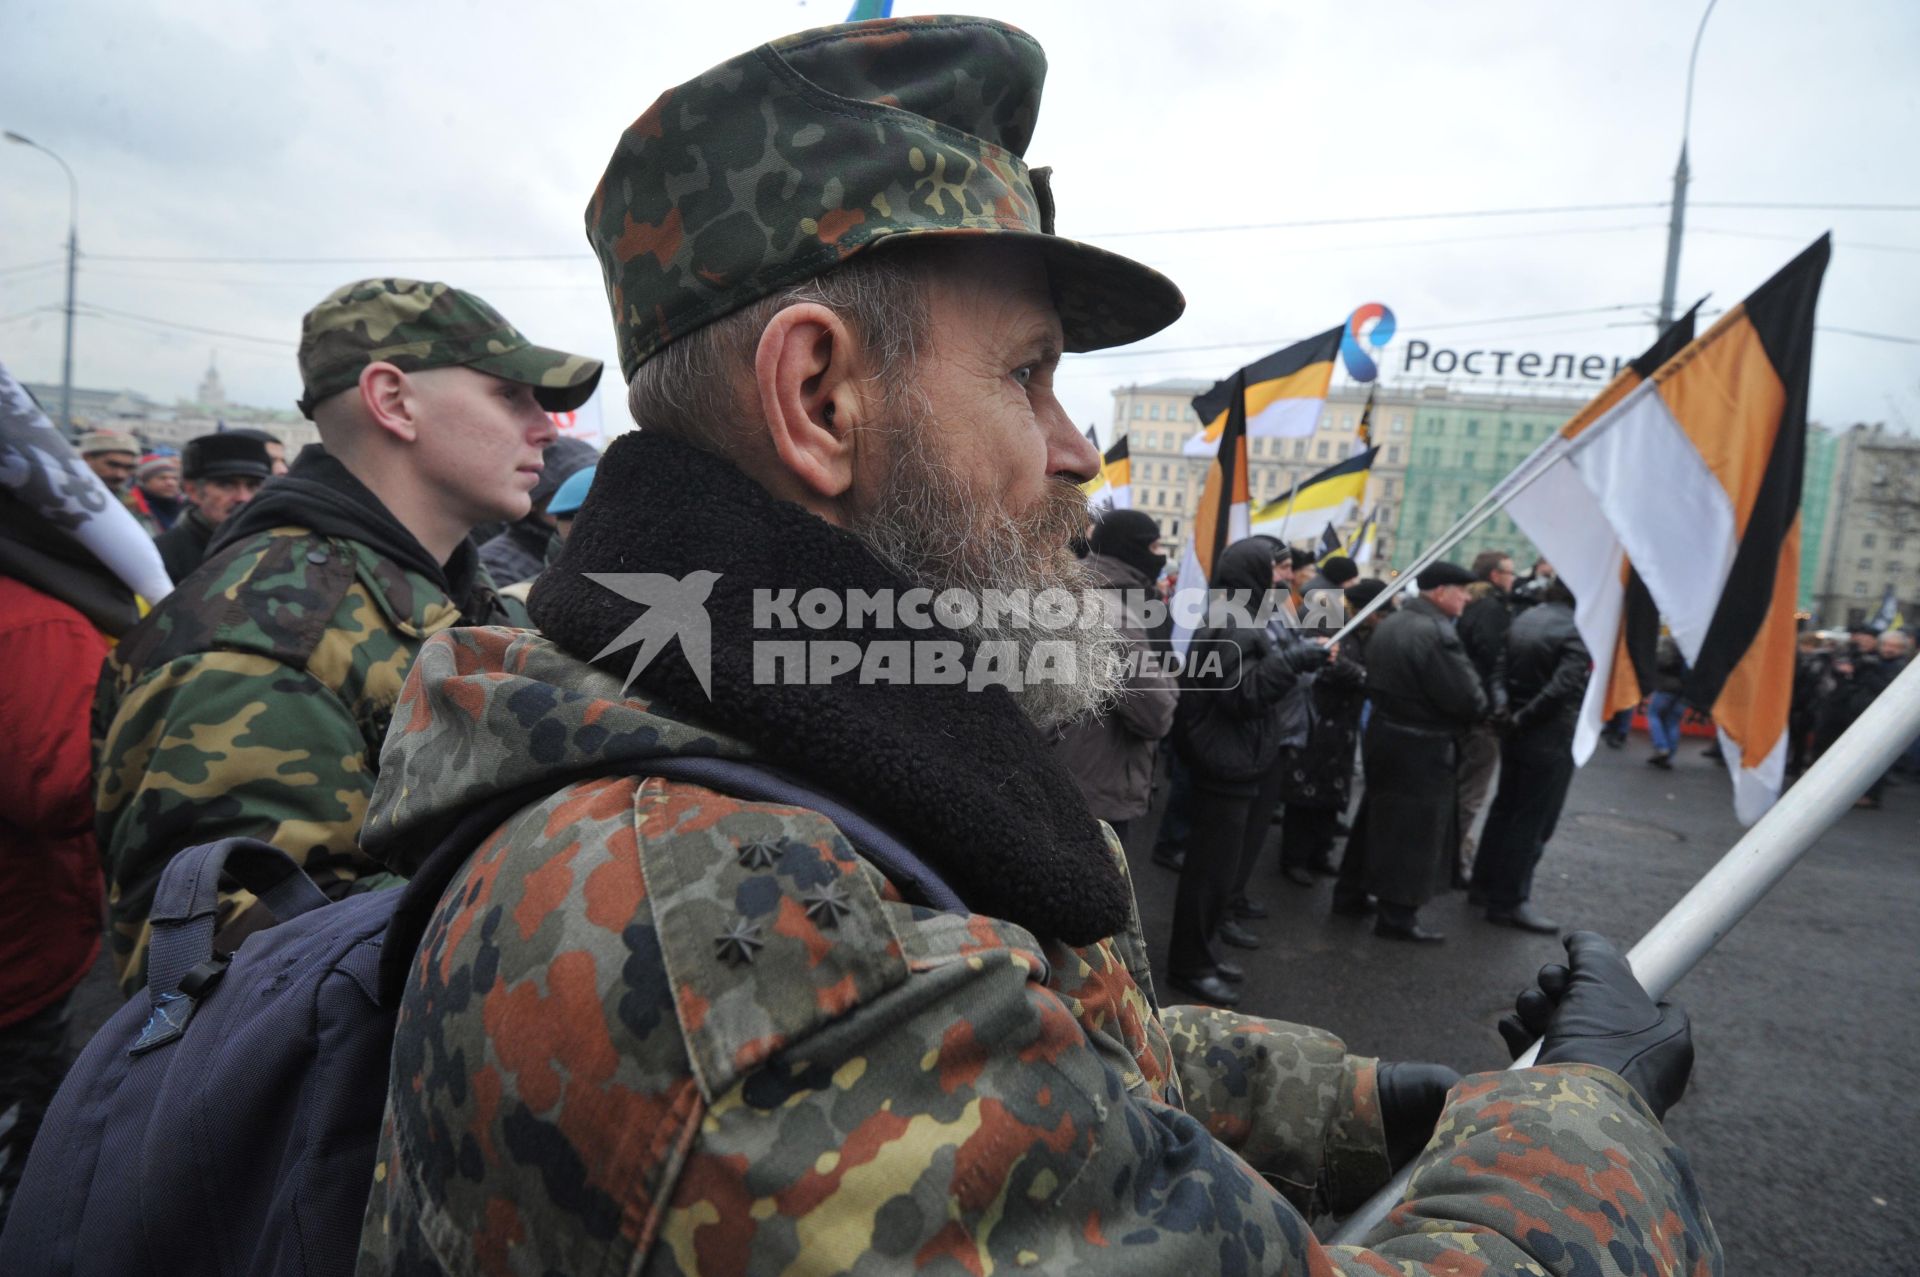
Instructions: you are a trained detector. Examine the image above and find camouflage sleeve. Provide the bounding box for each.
[1159,1004,1391,1215]
[94,649,380,993]
[652,955,1719,1275]
[1345,1065,1722,1275]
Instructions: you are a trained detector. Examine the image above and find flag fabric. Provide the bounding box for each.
[0,361,173,607]
[1506,236,1830,823]
[845,0,893,19]
[1170,370,1251,652]
[1249,446,1377,544]
[1348,506,1379,565]
[1352,385,1376,456]
[1505,307,1699,763]
[1080,436,1132,509]
[1317,523,1342,559]
[1184,327,1341,457]
[1868,584,1899,633]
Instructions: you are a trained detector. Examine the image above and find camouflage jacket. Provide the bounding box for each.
[357,628,1720,1276]
[93,525,472,994]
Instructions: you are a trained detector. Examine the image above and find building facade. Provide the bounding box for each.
[1813,424,1920,628]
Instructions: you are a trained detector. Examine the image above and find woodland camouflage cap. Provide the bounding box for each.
[297,278,603,418]
[588,15,1186,379]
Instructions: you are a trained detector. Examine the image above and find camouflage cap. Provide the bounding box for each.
[588,15,1186,379]
[296,278,603,418]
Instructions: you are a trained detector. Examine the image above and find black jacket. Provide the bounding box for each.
[1505,600,1591,744]
[1173,540,1324,792]
[1366,596,1487,732]
[154,507,215,584]
[1455,586,1514,714]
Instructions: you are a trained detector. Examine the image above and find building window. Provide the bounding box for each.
[1858,557,1873,570]
[1864,533,1878,549]
[1149,404,1161,421]
[1386,445,1399,464]
[1170,518,1181,536]
[1461,451,1476,470]
[1889,561,1905,576]
[1894,536,1907,551]
[1340,414,1353,430]
[1131,403,1143,419]
[1465,419,1480,437]
[1292,439,1309,459]
[1499,421,1512,438]
[1856,583,1870,597]
[1316,441,1331,460]
[1390,415,1406,433]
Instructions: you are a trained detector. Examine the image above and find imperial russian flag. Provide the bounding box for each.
[1184,327,1340,456]
[1508,236,1829,822]
[1080,436,1132,509]
[1170,367,1252,652]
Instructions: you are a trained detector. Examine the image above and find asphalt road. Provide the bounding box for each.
[65,735,1916,1273]
[1124,737,1920,1276]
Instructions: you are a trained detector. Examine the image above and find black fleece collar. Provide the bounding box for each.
[527,431,1130,947]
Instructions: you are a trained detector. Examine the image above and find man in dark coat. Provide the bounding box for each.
[153,432,274,583]
[1453,550,1516,885]
[1171,538,1326,1002]
[1053,509,1177,840]
[1473,578,1589,932]
[1338,561,1486,941]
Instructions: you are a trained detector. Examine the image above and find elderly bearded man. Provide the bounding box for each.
[358,17,1718,1277]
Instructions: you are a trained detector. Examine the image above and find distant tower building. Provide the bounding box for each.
[196,351,227,410]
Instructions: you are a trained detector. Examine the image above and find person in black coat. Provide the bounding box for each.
[152,433,273,583]
[1335,561,1487,941]
[1167,538,1327,1004]
[1472,578,1590,932]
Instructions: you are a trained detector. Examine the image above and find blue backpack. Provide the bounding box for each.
[0,758,962,1277]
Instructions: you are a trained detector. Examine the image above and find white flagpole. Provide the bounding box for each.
[1329,653,1920,1245]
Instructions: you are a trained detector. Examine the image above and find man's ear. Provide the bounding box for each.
[754,302,865,502]
[357,362,417,443]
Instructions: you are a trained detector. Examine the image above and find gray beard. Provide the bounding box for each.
[851,394,1125,732]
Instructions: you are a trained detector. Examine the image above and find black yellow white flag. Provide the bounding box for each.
[1506,237,1829,822]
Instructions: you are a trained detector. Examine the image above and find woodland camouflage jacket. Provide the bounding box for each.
[93,525,469,994]
[355,627,1719,1276]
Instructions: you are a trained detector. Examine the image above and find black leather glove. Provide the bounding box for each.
[1286,643,1331,674]
[1498,931,1694,1120]
[1376,1061,1463,1170]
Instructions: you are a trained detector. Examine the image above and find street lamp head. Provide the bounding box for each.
[4,131,34,145]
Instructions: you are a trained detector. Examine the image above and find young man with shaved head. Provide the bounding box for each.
[91,280,600,994]
[357,17,1716,1276]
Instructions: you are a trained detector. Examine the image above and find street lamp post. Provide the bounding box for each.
[4,131,79,435]
[1658,0,1720,331]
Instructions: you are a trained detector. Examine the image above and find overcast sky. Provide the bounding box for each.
[4,0,1916,442]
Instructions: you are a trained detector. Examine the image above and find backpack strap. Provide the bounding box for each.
[135,837,332,1054]
[376,756,967,1008]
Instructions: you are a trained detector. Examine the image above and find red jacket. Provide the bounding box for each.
[0,575,107,1026]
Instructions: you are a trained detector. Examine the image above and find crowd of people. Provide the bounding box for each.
[0,15,1737,1275]
[1055,536,1598,1007]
